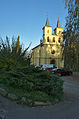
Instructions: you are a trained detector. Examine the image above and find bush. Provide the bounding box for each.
[0,67,64,103]
[0,36,64,104]
[0,36,30,71]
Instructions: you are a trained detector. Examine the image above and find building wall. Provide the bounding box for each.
[31,20,64,68]
[31,43,64,68]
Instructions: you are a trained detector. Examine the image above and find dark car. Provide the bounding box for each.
[35,66,41,69]
[52,68,73,76]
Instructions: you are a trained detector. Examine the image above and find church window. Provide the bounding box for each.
[59,31,62,34]
[47,30,49,33]
[43,34,45,38]
[47,37,49,42]
[58,38,61,43]
[51,50,55,54]
[53,37,55,42]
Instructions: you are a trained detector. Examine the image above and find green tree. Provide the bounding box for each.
[0,36,30,71]
[64,0,79,71]
[64,0,79,10]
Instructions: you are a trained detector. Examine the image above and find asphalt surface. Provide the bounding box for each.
[0,75,79,119]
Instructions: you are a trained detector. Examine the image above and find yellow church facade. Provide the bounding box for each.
[31,16,64,68]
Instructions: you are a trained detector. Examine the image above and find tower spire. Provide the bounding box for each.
[45,15,49,26]
[57,17,60,28]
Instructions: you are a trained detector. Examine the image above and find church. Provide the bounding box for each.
[31,16,64,68]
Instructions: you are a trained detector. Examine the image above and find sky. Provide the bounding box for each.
[0,0,68,50]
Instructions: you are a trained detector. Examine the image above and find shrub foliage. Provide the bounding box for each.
[0,36,30,70]
[0,37,64,104]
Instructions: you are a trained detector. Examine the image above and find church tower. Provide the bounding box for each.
[57,16,60,28]
[43,15,52,44]
[31,16,64,68]
[45,15,49,26]
[54,17,64,36]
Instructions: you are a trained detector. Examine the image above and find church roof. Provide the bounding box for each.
[42,16,52,29]
[31,44,40,50]
[45,15,49,26]
[57,17,60,28]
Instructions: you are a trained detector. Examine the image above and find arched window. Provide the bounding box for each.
[47,30,49,33]
[51,50,55,54]
[58,38,61,43]
[53,37,55,42]
[59,31,62,34]
[47,37,49,42]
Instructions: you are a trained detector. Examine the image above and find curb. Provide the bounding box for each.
[0,88,52,106]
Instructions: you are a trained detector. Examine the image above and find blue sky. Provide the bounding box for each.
[0,0,68,50]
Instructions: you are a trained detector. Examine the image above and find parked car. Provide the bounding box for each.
[44,67,53,72]
[40,64,57,70]
[52,68,73,76]
[44,66,58,72]
[35,66,41,69]
[35,66,42,70]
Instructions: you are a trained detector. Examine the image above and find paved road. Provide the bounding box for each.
[0,76,79,119]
